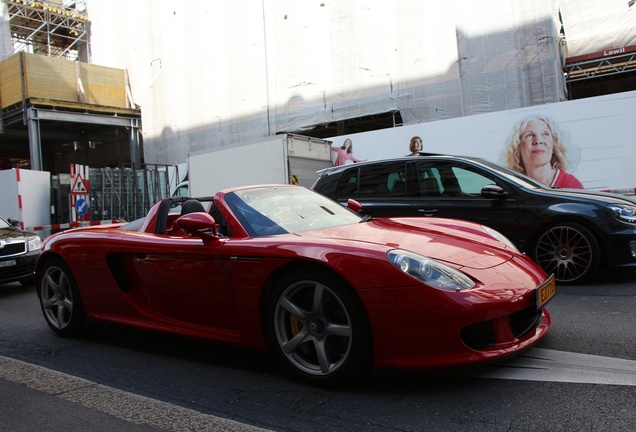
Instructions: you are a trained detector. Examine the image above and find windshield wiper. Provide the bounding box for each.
[359,214,373,223]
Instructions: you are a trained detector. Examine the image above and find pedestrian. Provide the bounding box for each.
[407,136,423,156]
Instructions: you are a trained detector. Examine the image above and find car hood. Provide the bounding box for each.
[538,188,636,205]
[0,227,30,240]
[296,217,516,270]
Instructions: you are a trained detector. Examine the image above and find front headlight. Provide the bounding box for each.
[483,226,519,252]
[27,235,43,252]
[387,249,475,291]
[608,203,636,223]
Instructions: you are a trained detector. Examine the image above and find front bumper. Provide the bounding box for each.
[358,279,552,370]
[0,253,39,284]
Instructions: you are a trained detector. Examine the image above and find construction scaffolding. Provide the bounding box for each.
[51,164,179,226]
[5,0,89,60]
[1,0,142,173]
[565,46,636,83]
[88,165,175,222]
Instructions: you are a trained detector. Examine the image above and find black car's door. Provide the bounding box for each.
[334,161,423,217]
[412,160,521,243]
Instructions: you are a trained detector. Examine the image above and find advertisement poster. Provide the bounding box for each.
[328,91,636,193]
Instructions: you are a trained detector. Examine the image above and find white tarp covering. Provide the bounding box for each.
[0,0,12,61]
[86,0,569,165]
[560,0,636,58]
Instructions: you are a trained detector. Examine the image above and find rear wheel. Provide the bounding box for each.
[37,258,86,337]
[266,271,372,386]
[533,222,600,284]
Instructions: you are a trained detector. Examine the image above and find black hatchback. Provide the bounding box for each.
[312,154,636,284]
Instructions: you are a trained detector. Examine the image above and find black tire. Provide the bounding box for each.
[37,258,86,337]
[533,222,600,284]
[265,271,372,386]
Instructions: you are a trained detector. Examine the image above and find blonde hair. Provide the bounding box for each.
[502,115,571,174]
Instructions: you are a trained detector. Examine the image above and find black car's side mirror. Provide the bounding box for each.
[7,217,20,227]
[481,184,508,200]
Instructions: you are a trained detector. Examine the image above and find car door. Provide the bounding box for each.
[115,234,238,333]
[334,160,423,217]
[413,159,521,243]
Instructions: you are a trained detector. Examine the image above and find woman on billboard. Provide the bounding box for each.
[502,115,583,189]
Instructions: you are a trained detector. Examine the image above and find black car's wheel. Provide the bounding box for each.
[37,258,86,337]
[533,222,600,284]
[266,271,372,386]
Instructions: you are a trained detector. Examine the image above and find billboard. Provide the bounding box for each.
[327,91,636,193]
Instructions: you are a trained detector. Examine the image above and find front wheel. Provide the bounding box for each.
[37,258,86,337]
[533,222,600,284]
[266,271,372,386]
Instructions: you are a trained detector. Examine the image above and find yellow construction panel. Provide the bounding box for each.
[0,54,24,108]
[23,54,78,103]
[0,52,129,109]
[77,62,127,107]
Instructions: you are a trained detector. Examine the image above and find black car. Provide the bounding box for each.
[0,216,42,286]
[312,154,636,284]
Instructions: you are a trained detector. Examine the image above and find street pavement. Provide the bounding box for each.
[0,354,269,432]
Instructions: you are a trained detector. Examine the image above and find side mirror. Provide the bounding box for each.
[347,198,363,214]
[7,217,20,227]
[481,184,508,200]
[175,212,219,242]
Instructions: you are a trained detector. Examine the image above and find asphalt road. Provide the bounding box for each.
[1,272,635,431]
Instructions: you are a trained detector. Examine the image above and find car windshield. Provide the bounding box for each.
[474,158,548,189]
[0,217,12,229]
[118,217,146,231]
[225,186,362,237]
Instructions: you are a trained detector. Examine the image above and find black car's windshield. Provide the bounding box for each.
[475,159,548,189]
[225,186,362,237]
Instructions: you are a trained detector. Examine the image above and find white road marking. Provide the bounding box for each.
[458,347,636,386]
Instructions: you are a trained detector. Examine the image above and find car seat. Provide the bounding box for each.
[181,199,206,215]
[441,176,463,196]
[421,177,441,196]
[165,199,206,237]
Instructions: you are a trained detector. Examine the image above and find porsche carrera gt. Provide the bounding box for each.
[36,185,554,385]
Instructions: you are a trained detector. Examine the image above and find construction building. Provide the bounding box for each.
[0,0,635,225]
[0,0,141,173]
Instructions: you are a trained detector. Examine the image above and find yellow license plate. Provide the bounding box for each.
[536,275,556,309]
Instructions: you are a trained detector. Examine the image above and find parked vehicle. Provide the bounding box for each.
[179,134,333,197]
[311,155,636,284]
[35,185,553,385]
[0,216,42,286]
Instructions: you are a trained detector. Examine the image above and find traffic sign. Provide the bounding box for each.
[75,198,89,216]
[71,173,89,194]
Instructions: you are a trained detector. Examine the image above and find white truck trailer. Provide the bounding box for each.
[186,134,333,197]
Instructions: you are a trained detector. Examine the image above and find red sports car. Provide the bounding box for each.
[36,185,555,385]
